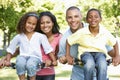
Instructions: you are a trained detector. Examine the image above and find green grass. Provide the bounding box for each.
[0,62,72,80]
[0,62,120,80]
[0,67,71,80]
[0,69,18,80]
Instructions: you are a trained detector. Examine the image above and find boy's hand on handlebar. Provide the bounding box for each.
[112,56,120,66]
[66,55,74,65]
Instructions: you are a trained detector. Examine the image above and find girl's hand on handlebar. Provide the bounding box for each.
[45,60,52,67]
[52,60,58,66]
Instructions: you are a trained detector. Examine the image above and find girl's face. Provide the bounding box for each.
[25,16,38,33]
[40,16,54,34]
[87,10,101,28]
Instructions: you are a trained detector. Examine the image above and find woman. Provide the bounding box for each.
[36,11,61,80]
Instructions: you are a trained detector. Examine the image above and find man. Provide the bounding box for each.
[57,6,115,80]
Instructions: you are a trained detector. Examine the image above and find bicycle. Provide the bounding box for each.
[73,58,112,80]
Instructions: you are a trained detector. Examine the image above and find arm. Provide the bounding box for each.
[48,52,57,66]
[108,49,115,57]
[57,43,67,64]
[106,45,115,57]
[57,36,68,64]
[112,41,120,66]
[12,48,19,57]
[0,56,7,68]
[4,53,12,67]
[66,40,74,65]
[55,45,59,59]
[0,48,19,68]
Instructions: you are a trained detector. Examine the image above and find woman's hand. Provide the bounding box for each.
[45,59,52,67]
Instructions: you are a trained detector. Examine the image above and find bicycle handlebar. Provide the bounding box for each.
[10,62,46,69]
[73,58,112,66]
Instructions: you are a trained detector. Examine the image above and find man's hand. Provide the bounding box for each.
[59,56,67,64]
[66,55,74,65]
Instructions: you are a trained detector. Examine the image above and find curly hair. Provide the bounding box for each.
[17,12,39,34]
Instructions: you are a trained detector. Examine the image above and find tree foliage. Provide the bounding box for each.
[0,0,120,49]
[0,0,32,49]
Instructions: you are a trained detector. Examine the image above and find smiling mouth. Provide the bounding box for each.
[43,28,49,30]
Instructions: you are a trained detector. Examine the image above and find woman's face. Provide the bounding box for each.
[40,16,54,34]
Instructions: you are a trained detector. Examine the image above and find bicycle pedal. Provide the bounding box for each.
[107,59,112,66]
[38,63,45,69]
[11,63,16,69]
[74,58,83,65]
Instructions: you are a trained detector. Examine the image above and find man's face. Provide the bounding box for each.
[66,9,82,32]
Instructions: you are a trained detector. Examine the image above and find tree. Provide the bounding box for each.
[100,0,120,36]
[0,0,32,49]
[0,2,19,49]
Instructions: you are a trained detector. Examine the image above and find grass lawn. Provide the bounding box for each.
[0,62,72,80]
[0,62,120,80]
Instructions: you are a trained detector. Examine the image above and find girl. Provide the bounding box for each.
[66,8,119,80]
[4,12,57,80]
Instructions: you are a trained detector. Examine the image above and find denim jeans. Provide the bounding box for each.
[81,52,107,80]
[16,56,41,77]
[70,65,84,80]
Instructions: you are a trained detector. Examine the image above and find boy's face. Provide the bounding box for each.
[25,16,38,33]
[66,9,82,32]
[87,11,102,28]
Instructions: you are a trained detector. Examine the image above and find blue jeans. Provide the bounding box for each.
[70,65,84,80]
[81,52,107,80]
[16,56,41,77]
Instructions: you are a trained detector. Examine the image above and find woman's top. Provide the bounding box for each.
[36,33,61,75]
